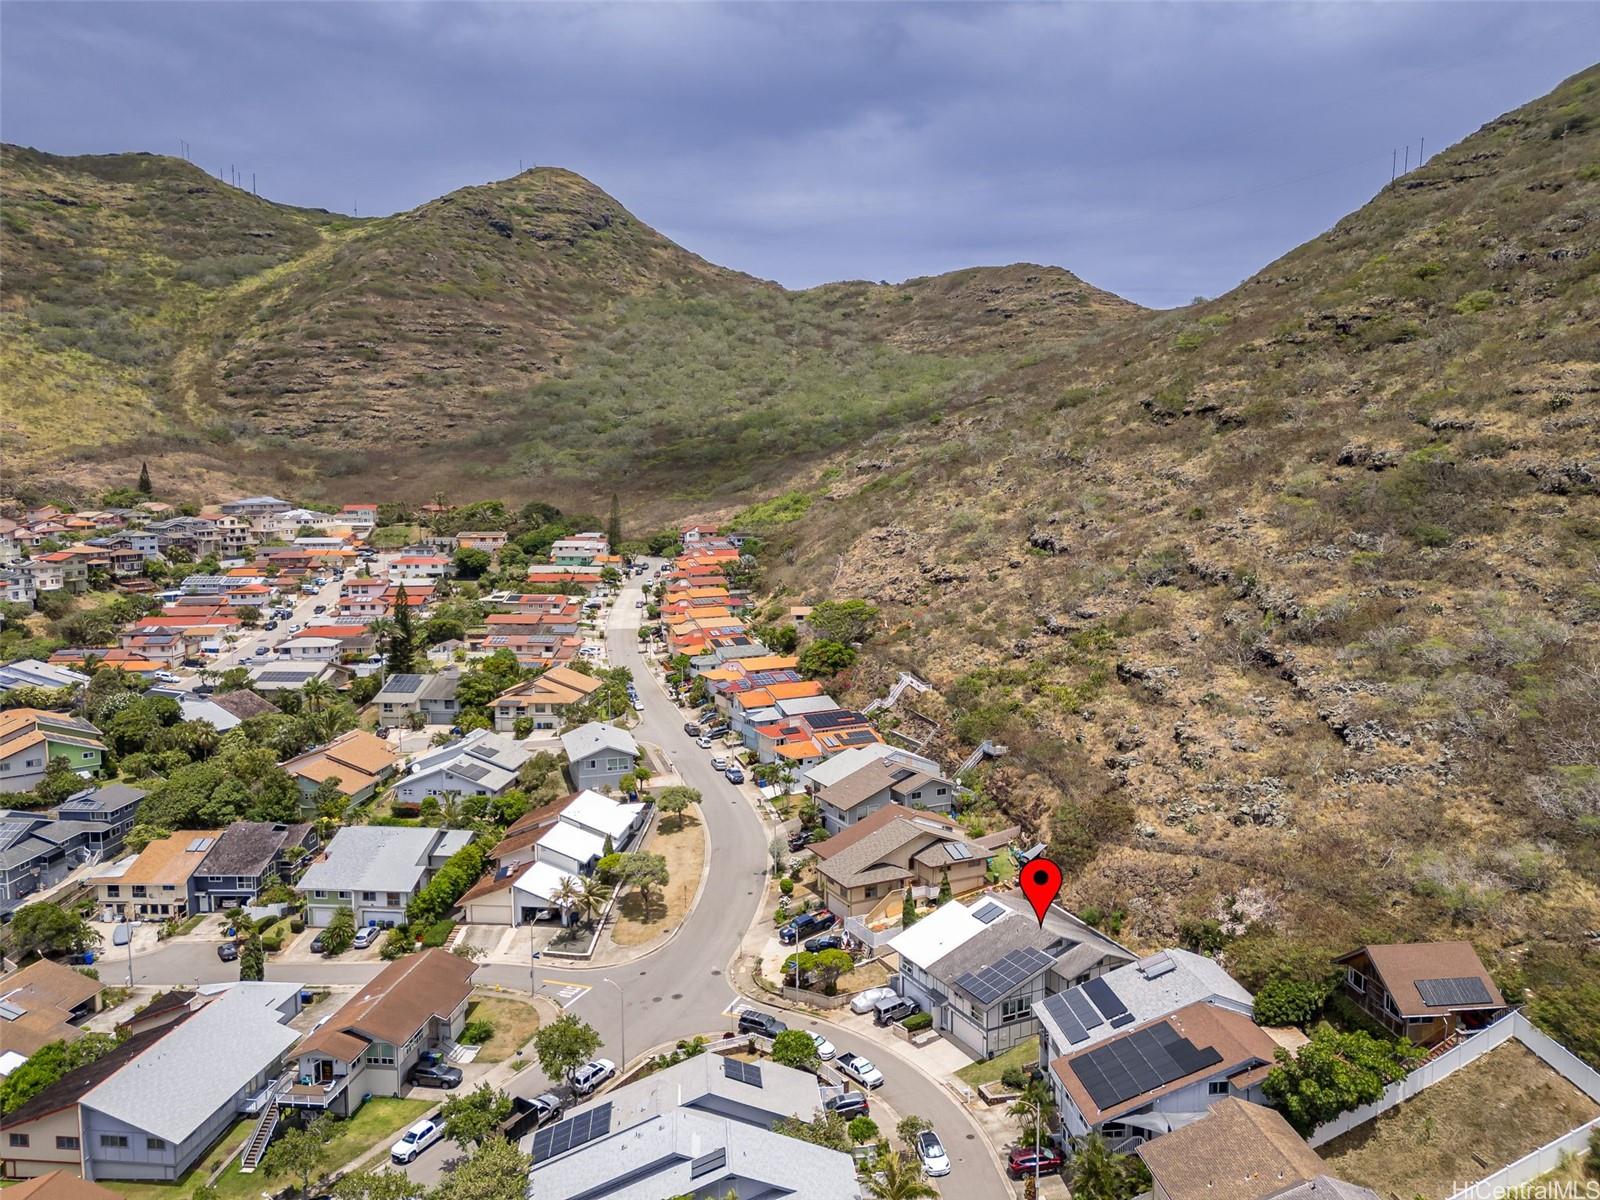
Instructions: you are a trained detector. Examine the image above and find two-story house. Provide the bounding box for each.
[559,722,640,793]
[281,729,401,811]
[281,949,475,1116]
[890,893,1133,1060]
[0,710,107,795]
[809,805,1007,919]
[92,831,222,920]
[52,784,146,859]
[372,670,460,726]
[295,825,474,928]
[187,821,318,913]
[1333,942,1507,1047]
[491,666,601,732]
[815,753,959,835]
[392,730,531,805]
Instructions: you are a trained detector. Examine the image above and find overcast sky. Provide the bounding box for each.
[3,3,1595,307]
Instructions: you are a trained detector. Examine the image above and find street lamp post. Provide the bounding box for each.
[600,977,625,1071]
[529,948,540,999]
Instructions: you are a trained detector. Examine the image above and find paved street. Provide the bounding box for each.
[130,560,1009,1197]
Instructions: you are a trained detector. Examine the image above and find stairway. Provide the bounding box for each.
[238,1101,280,1173]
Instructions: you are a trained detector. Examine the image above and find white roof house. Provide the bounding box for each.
[801,743,941,792]
[0,660,89,692]
[560,789,646,843]
[81,982,299,1145]
[535,823,608,874]
[511,860,580,908]
[774,695,841,718]
[559,722,639,762]
[396,729,531,799]
[889,897,990,971]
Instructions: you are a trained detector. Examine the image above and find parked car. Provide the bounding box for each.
[808,1030,837,1061]
[737,1009,787,1039]
[503,1092,565,1139]
[310,932,326,954]
[779,910,836,945]
[710,755,729,771]
[262,620,278,631]
[216,941,239,962]
[391,1119,442,1164]
[288,623,303,633]
[824,1090,869,1117]
[634,600,645,608]
[849,986,898,1015]
[408,1062,464,1089]
[873,996,919,1026]
[353,925,380,949]
[633,700,644,712]
[153,670,181,683]
[696,735,714,749]
[917,1130,952,1177]
[1007,1146,1065,1179]
[683,722,702,737]
[804,933,844,954]
[787,830,815,852]
[705,725,730,739]
[835,1052,884,1089]
[570,1058,617,1096]
[254,646,269,656]
[313,604,327,614]
[724,766,745,785]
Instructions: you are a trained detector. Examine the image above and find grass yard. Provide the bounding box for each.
[465,994,542,1062]
[1320,1041,1599,1199]
[611,806,705,947]
[838,958,892,995]
[113,1119,253,1200]
[956,1040,1041,1089]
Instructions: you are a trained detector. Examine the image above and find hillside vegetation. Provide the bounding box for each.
[0,152,1136,507]
[749,64,1600,1042]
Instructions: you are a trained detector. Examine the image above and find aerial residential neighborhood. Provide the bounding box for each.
[0,490,1591,1200]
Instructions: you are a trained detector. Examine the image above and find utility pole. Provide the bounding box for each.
[1391,149,1397,183]
[1403,146,1409,174]
[1419,136,1425,165]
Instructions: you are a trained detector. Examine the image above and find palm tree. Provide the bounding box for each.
[863,1152,938,1200]
[301,677,335,714]
[574,877,611,928]
[552,876,582,927]
[1008,1079,1055,1151]
[1065,1133,1146,1200]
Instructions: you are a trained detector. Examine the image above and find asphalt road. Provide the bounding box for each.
[131,562,1008,1197]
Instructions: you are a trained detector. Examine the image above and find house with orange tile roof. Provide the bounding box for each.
[0,710,106,794]
[491,666,602,733]
[91,830,223,919]
[281,730,401,810]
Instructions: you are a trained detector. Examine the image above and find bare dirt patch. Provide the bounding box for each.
[611,806,706,947]
[1320,1040,1599,1199]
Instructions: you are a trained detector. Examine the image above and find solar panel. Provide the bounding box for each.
[466,745,500,762]
[972,901,1005,925]
[454,763,490,782]
[1138,953,1177,980]
[186,836,214,852]
[1415,977,1493,1007]
[946,843,972,862]
[722,1057,764,1088]
[1051,1001,1088,1045]
[384,674,424,695]
[1067,1019,1225,1112]
[1063,987,1104,1030]
[1109,1012,1136,1028]
[958,947,1055,1005]
[1082,976,1130,1020]
[530,1102,613,1161]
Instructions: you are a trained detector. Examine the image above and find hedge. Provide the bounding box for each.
[903,1012,933,1032]
[406,841,485,925]
[419,919,455,948]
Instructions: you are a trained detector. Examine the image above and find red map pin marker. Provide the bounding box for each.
[1019,858,1064,927]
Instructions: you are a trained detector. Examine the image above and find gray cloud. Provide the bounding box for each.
[3,2,1594,306]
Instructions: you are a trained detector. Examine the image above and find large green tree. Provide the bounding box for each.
[805,599,879,644]
[770,1029,821,1071]
[654,785,698,832]
[1263,1026,1425,1134]
[0,1034,119,1114]
[331,1170,425,1200]
[428,1135,531,1200]
[532,1014,603,1085]
[8,903,97,961]
[439,1084,513,1148]
[388,583,417,675]
[238,932,265,981]
[1064,1133,1150,1200]
[262,1115,334,1195]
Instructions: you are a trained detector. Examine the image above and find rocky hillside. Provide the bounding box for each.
[0,153,1139,509]
[749,64,1600,1039]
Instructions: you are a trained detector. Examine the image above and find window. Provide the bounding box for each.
[56,1135,79,1151]
[1000,995,1033,1024]
[105,885,120,897]
[8,1133,29,1148]
[362,891,377,902]
[1345,967,1365,993]
[147,1137,167,1151]
[100,1134,129,1149]
[1208,1081,1230,1096]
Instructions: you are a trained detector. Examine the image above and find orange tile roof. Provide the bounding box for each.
[98,830,222,888]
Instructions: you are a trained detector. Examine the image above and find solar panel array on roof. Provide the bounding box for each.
[454,762,490,782]
[1415,976,1494,1007]
[1040,993,1090,1045]
[1068,1022,1223,1113]
[946,843,972,862]
[255,671,315,684]
[889,767,917,783]
[972,901,1005,924]
[837,731,878,746]
[1063,987,1105,1030]
[722,1057,764,1088]
[384,674,425,694]
[530,1102,613,1161]
[1082,976,1129,1020]
[955,946,1056,1005]
[465,745,499,762]
[186,836,214,853]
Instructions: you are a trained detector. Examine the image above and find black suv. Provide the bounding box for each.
[804,933,844,954]
[737,1009,787,1039]
[824,1091,869,1118]
[683,722,702,737]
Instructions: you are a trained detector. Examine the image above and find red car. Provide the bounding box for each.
[1006,1146,1064,1179]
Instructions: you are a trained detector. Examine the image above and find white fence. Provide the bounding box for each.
[1306,1010,1519,1147]
[1443,1012,1600,1199]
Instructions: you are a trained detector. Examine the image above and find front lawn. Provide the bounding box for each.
[956,1039,1040,1089]
[611,806,705,947]
[464,995,542,1062]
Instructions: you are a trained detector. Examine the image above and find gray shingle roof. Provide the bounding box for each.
[297,826,443,894]
[559,722,639,761]
[195,821,312,878]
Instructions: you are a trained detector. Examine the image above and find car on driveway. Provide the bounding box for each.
[779,910,836,945]
[391,1118,442,1164]
[408,1062,464,1089]
[353,926,380,949]
[849,986,898,1015]
[917,1130,951,1177]
[570,1058,617,1096]
[804,933,844,953]
[807,1030,837,1060]
[824,1090,869,1117]
[310,932,326,954]
[724,766,745,784]
[153,670,180,683]
[1007,1146,1064,1178]
[216,941,238,962]
[835,1052,884,1089]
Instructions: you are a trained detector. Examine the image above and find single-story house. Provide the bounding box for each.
[559,722,640,793]
[0,661,89,693]
[281,729,401,810]
[1137,1097,1380,1200]
[393,729,531,804]
[1334,942,1507,1047]
[295,825,473,928]
[246,662,334,694]
[1,1171,123,1199]
[282,949,475,1116]
[0,960,103,1061]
